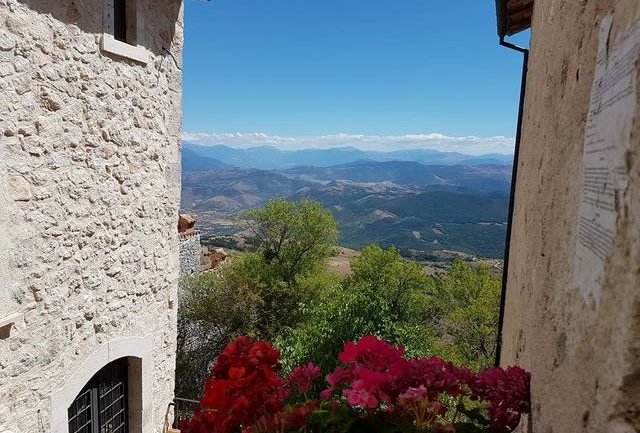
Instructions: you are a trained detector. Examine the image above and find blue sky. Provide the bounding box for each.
[182,1,529,155]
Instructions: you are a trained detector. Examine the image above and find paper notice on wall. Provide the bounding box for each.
[574,15,638,305]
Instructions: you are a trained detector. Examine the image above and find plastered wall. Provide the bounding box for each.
[500,1,640,432]
[0,0,183,431]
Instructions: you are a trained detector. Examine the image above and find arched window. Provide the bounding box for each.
[67,358,129,433]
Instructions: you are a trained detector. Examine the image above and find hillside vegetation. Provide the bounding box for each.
[181,146,511,259]
[176,199,501,399]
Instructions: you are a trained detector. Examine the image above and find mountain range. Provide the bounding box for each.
[183,143,513,170]
[284,161,511,193]
[181,144,512,259]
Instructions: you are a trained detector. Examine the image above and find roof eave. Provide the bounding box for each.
[496,0,534,38]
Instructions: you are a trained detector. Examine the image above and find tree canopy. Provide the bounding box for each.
[176,199,502,398]
[238,199,338,284]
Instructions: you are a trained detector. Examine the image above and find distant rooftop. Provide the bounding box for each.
[496,0,533,37]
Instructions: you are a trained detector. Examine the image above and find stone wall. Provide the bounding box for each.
[179,232,201,280]
[0,147,12,323]
[500,1,640,432]
[0,0,183,431]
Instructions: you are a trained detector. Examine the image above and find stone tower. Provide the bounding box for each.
[0,0,184,431]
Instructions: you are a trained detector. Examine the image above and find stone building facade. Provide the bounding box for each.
[178,214,200,281]
[498,1,640,432]
[178,232,200,279]
[0,0,183,431]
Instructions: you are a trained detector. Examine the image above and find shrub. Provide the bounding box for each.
[177,199,339,397]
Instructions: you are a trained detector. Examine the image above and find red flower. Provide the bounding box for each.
[284,401,318,429]
[246,401,318,433]
[338,335,405,368]
[182,337,288,433]
[321,336,407,410]
[286,362,321,395]
[471,366,531,432]
[393,357,471,400]
[182,335,531,433]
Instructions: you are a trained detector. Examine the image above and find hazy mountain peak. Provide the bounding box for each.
[183,142,512,171]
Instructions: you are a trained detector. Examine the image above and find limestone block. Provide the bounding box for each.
[7,176,32,201]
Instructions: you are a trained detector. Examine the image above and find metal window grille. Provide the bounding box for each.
[68,358,129,433]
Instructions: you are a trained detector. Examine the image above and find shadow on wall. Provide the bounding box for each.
[16,0,182,55]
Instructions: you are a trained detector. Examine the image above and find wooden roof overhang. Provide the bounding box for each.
[496,0,533,37]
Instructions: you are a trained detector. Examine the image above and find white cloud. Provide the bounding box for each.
[182,132,515,156]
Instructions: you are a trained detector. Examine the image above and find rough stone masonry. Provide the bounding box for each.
[0,0,184,431]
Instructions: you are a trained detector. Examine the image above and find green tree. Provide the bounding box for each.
[349,245,432,322]
[177,199,339,395]
[429,261,501,370]
[238,199,338,284]
[176,267,261,398]
[276,252,502,373]
[276,245,438,372]
[276,278,390,372]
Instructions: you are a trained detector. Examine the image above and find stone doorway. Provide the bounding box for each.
[68,358,129,433]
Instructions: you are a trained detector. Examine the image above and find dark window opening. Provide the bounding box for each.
[68,358,129,433]
[114,0,127,42]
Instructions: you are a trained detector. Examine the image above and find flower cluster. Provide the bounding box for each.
[471,366,531,432]
[398,385,446,429]
[182,336,531,433]
[248,401,318,433]
[286,362,321,395]
[320,336,406,408]
[394,356,472,400]
[181,337,293,433]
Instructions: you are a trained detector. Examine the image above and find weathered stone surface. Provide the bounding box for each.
[0,0,184,431]
[179,232,201,282]
[500,1,640,432]
[7,175,32,201]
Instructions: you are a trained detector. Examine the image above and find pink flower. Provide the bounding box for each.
[398,385,447,428]
[398,385,429,401]
[286,362,321,394]
[392,357,471,400]
[326,366,353,387]
[322,336,407,410]
[344,385,379,409]
[342,369,392,408]
[319,389,333,400]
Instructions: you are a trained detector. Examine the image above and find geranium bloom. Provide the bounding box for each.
[393,357,471,400]
[338,335,405,369]
[283,401,318,429]
[398,385,447,429]
[343,369,391,408]
[182,335,531,433]
[245,401,318,433]
[182,337,288,433]
[471,366,531,432]
[286,362,321,395]
[322,336,408,410]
